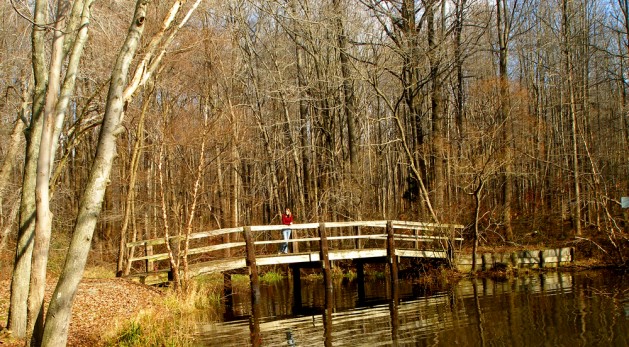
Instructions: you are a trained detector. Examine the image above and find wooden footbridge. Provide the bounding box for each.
[125,220,465,285]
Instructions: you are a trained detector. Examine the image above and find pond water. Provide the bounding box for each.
[195,269,629,346]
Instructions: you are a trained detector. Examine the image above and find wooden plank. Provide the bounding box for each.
[129,241,246,263]
[186,242,245,254]
[252,235,387,246]
[256,254,313,266]
[326,234,386,241]
[309,253,321,262]
[125,268,170,279]
[188,258,247,276]
[323,221,387,228]
[328,249,387,260]
[391,220,465,230]
[253,221,387,230]
[392,234,463,242]
[129,252,170,263]
[253,238,321,245]
[125,271,171,286]
[395,249,448,258]
[249,223,320,232]
[126,226,244,247]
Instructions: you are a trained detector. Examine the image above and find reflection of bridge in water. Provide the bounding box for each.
[196,272,577,346]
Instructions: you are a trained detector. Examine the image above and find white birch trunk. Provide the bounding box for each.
[7,0,48,338]
[40,1,151,345]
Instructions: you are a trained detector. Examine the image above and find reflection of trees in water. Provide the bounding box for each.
[207,271,629,346]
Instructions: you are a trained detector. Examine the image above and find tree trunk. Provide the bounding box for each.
[182,115,208,290]
[29,6,67,341]
[7,0,49,337]
[40,2,150,345]
[426,0,445,213]
[471,179,485,273]
[118,88,151,276]
[496,0,513,240]
[453,0,467,141]
[333,0,358,170]
[562,0,582,236]
[30,1,94,342]
[0,78,28,200]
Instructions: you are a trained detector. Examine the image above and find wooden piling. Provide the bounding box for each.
[386,220,399,289]
[386,220,399,344]
[223,272,233,308]
[319,223,333,292]
[223,272,232,295]
[243,226,261,346]
[355,260,365,304]
[291,265,302,310]
[319,223,333,346]
[389,280,399,345]
[323,279,333,347]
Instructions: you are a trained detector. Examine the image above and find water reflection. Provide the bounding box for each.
[196,271,629,346]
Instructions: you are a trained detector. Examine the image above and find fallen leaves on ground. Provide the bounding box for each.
[0,277,163,346]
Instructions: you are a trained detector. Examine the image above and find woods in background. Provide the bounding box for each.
[1,0,629,343]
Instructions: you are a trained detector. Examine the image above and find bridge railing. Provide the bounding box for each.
[125,220,464,278]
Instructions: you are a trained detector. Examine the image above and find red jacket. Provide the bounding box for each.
[282,213,293,226]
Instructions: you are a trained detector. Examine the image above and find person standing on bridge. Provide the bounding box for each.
[280,208,294,254]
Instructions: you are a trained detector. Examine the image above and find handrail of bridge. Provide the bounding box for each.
[125,220,464,276]
[126,220,463,247]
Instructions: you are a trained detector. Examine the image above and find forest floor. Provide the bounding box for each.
[0,277,163,347]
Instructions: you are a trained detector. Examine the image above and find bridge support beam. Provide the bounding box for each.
[318,223,333,347]
[318,223,332,292]
[223,272,233,308]
[244,226,261,346]
[354,260,366,304]
[386,220,399,342]
[386,220,399,289]
[291,265,302,311]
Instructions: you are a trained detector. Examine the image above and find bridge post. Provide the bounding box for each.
[143,241,153,273]
[354,226,362,249]
[447,238,454,267]
[318,223,332,292]
[244,226,261,346]
[319,222,333,346]
[323,278,333,347]
[223,272,233,309]
[386,220,399,342]
[291,265,302,312]
[355,260,366,304]
[386,220,399,293]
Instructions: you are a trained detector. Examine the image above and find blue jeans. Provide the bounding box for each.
[280,228,291,253]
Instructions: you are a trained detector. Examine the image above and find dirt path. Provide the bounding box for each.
[0,277,162,346]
